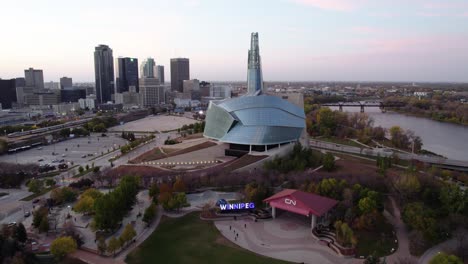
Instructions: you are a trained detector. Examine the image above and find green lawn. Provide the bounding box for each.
[355,215,398,258]
[126,213,290,264]
[20,186,58,201]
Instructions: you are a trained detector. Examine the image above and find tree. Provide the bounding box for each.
[78,166,84,174]
[27,179,43,194]
[120,224,137,247]
[107,236,120,256]
[14,223,27,243]
[143,203,157,224]
[0,139,7,155]
[358,197,378,215]
[38,216,49,233]
[364,255,382,264]
[50,236,77,260]
[149,183,160,203]
[173,178,186,193]
[74,196,94,214]
[334,220,357,247]
[323,153,335,171]
[97,238,107,255]
[429,253,463,264]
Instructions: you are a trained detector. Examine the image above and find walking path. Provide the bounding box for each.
[383,197,417,263]
[215,216,362,264]
[418,229,468,264]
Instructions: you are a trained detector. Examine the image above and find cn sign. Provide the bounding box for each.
[285,198,296,206]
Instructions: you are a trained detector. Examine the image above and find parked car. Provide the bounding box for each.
[24,211,30,217]
[38,159,44,162]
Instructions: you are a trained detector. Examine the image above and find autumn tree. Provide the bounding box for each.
[173,178,186,193]
[50,236,77,260]
[334,220,357,247]
[107,236,120,256]
[119,224,137,247]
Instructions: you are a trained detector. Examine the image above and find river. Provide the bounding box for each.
[330,107,468,162]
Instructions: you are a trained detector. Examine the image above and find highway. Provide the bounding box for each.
[309,139,468,170]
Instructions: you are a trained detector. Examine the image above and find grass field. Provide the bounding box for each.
[126,213,290,264]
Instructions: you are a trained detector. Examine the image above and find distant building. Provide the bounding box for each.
[115,91,140,106]
[53,103,80,115]
[16,86,34,106]
[44,81,60,90]
[140,78,165,107]
[94,44,115,104]
[116,57,139,93]
[24,91,61,106]
[60,77,73,89]
[0,79,18,109]
[78,97,96,110]
[414,91,429,99]
[157,65,165,84]
[141,58,156,78]
[170,58,189,93]
[183,79,200,93]
[210,85,232,99]
[24,68,44,89]
[61,88,86,103]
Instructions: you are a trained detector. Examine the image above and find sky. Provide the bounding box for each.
[1,0,468,83]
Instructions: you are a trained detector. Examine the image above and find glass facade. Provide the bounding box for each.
[247,32,263,94]
[94,45,115,104]
[116,57,139,93]
[203,95,305,145]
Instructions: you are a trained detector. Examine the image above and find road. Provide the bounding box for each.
[309,139,468,169]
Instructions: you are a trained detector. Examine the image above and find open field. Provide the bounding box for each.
[109,115,199,133]
[126,212,290,264]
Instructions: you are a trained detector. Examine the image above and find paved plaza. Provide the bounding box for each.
[215,212,361,264]
[0,133,127,166]
[109,115,199,133]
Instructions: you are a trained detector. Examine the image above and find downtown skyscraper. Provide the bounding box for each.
[116,57,139,93]
[141,58,156,78]
[94,44,115,104]
[170,58,189,93]
[247,32,263,94]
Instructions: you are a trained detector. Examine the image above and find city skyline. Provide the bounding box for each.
[1,0,468,82]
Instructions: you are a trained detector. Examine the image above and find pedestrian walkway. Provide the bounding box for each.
[215,217,362,264]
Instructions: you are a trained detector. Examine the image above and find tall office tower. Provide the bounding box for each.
[140,78,165,107]
[157,65,165,84]
[170,58,189,92]
[24,68,44,89]
[247,32,263,94]
[60,77,73,89]
[141,58,156,78]
[94,44,115,104]
[0,79,18,109]
[116,57,139,93]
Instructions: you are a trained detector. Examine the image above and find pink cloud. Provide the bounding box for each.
[290,0,364,11]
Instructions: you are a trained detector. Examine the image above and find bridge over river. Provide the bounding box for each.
[322,101,405,112]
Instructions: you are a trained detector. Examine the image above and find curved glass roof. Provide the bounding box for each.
[217,95,305,119]
[204,94,306,145]
[234,108,305,128]
[220,125,303,145]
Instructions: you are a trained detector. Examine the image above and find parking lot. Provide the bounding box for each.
[109,115,199,133]
[0,133,127,166]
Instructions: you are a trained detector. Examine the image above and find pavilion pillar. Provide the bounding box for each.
[249,145,252,154]
[265,145,267,152]
[272,206,276,219]
[311,215,317,230]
